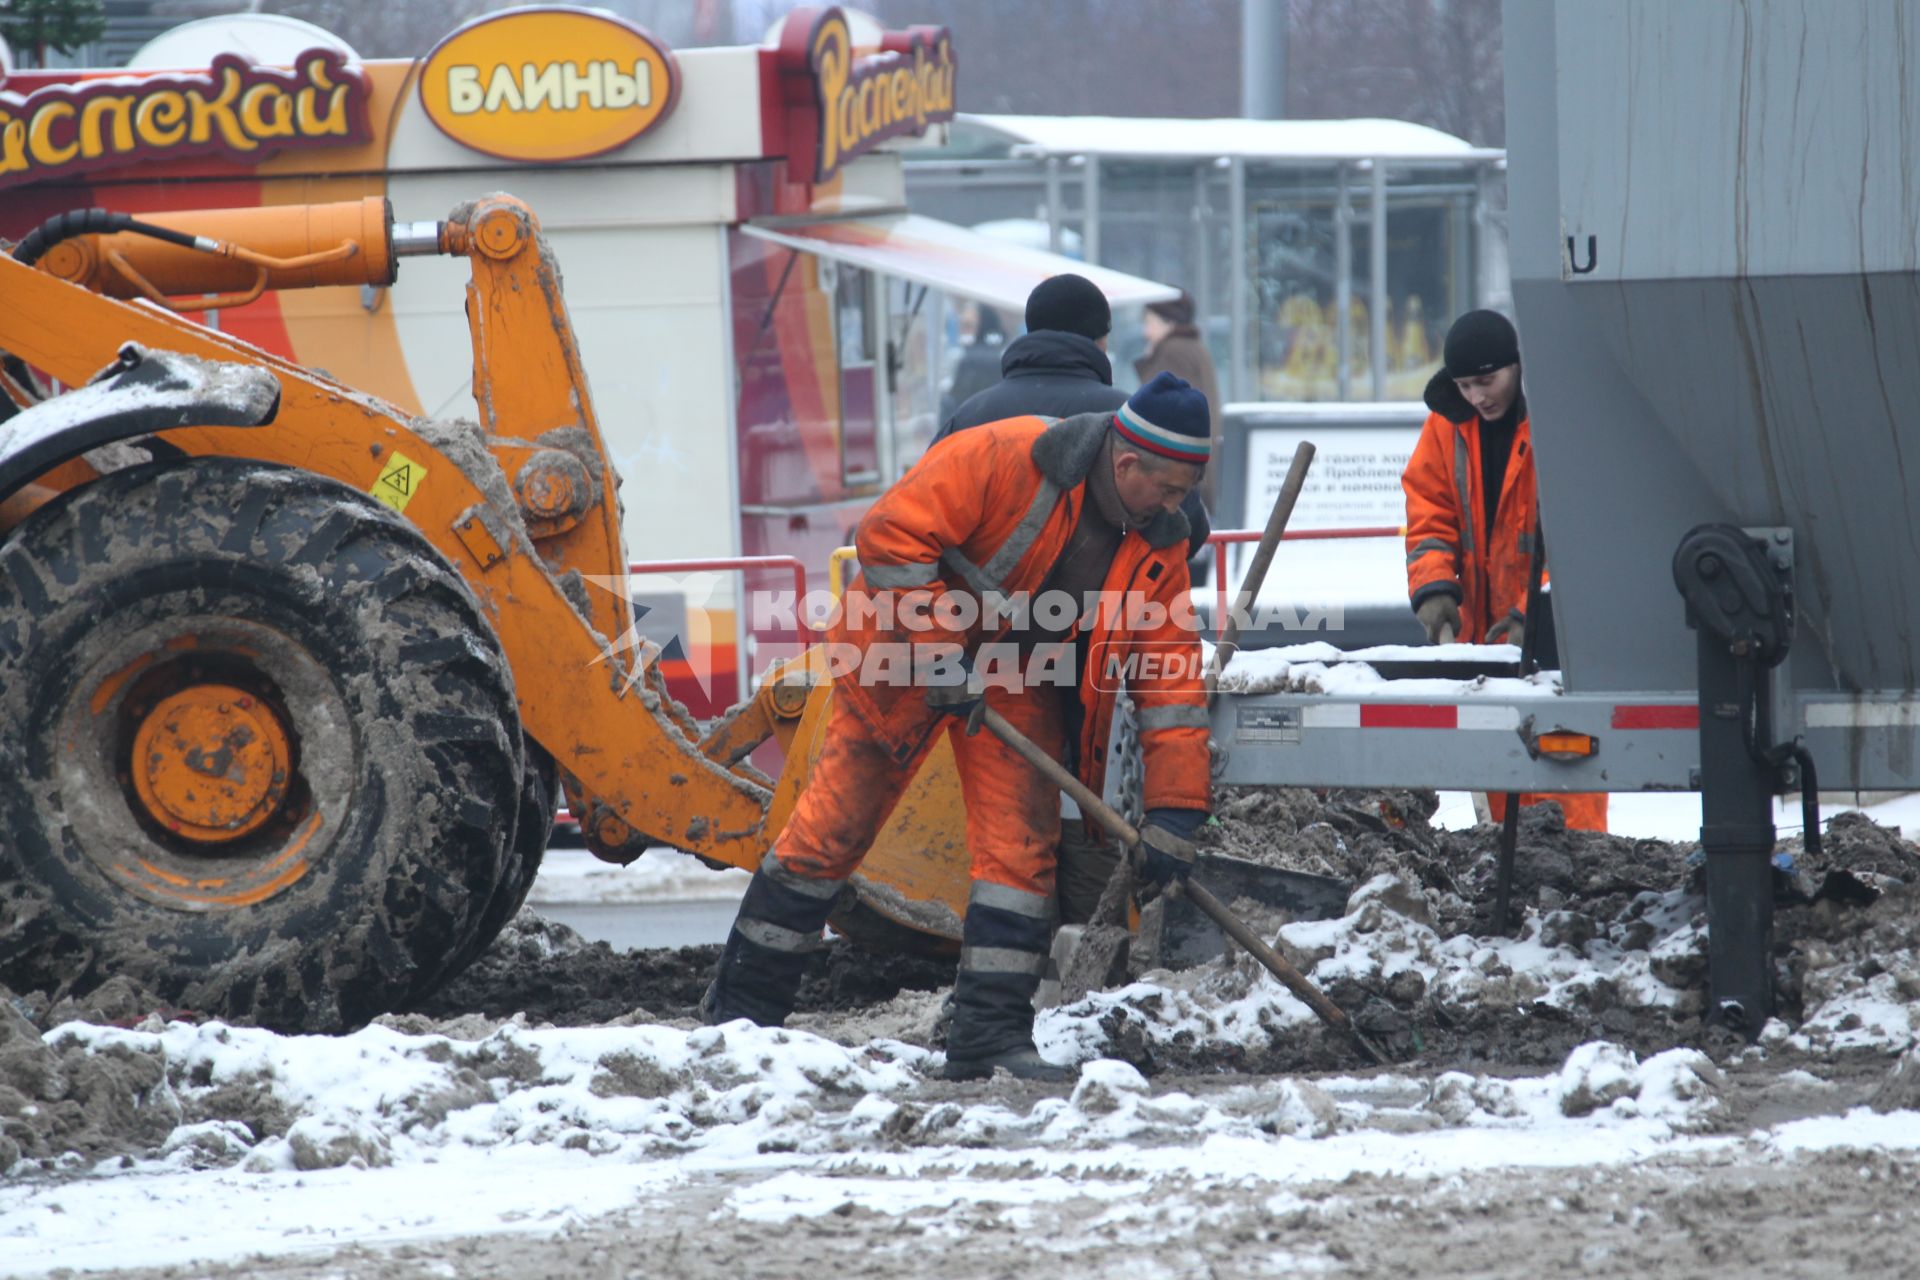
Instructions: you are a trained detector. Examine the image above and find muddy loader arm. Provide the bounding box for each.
[0,195,771,868]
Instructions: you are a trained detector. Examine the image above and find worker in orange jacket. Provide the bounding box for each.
[703,373,1216,1081]
[1403,310,1607,832]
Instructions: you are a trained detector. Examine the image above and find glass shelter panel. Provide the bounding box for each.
[904,148,1496,407]
[1248,174,1459,402]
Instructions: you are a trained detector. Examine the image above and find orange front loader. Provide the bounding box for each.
[0,195,972,1031]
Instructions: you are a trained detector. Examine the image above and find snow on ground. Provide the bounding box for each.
[7,865,1919,1277]
[1433,790,1920,841]
[7,635,1911,1274]
[6,1002,1919,1278]
[528,845,748,906]
[1038,869,1709,1067]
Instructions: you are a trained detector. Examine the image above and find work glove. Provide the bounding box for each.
[1137,808,1206,892]
[1485,610,1525,647]
[1415,594,1463,645]
[925,652,984,726]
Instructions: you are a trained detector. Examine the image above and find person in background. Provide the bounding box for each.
[940,276,1216,575]
[1402,308,1608,833]
[938,303,1006,427]
[937,275,1212,925]
[941,275,1126,437]
[1134,290,1222,509]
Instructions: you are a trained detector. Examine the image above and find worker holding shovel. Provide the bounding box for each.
[701,374,1215,1082]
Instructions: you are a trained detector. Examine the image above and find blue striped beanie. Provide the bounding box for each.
[1112,371,1211,464]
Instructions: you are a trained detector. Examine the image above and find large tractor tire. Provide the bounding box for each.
[0,458,523,1032]
[427,741,557,984]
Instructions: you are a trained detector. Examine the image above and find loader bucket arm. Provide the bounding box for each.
[21,195,634,657]
[0,205,773,869]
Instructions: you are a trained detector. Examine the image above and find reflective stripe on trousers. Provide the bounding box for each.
[731,850,841,954]
[958,878,1053,978]
[949,876,1055,1062]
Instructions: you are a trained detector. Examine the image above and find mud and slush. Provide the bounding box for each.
[65,1144,1920,1280]
[416,786,1920,1060]
[6,787,1919,1278]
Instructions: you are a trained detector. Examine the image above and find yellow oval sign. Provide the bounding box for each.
[419,7,679,162]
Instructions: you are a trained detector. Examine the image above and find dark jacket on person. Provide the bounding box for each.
[938,309,1009,426]
[940,330,1125,437]
[939,329,1211,556]
[1134,325,1223,508]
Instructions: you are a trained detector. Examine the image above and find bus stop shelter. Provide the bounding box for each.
[906,113,1506,405]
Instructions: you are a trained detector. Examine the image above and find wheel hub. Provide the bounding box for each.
[130,683,292,843]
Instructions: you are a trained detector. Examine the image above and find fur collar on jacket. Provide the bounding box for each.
[1423,368,1476,424]
[1029,412,1191,550]
[1424,364,1529,428]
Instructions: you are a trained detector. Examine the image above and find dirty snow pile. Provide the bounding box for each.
[1088,788,1920,1071]
[7,782,1920,1273]
[8,832,1920,1277]
[1040,867,1709,1074]
[1,1009,925,1179]
[8,988,1920,1275]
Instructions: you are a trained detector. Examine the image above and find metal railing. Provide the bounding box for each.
[1206,526,1403,630]
[626,555,809,606]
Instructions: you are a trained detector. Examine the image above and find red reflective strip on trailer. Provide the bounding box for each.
[1611,705,1699,730]
[1360,704,1459,729]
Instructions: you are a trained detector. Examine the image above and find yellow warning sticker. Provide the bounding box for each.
[371,450,426,514]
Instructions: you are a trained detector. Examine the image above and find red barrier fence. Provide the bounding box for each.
[1206,526,1403,629]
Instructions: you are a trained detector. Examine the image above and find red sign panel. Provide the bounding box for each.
[773,6,955,185]
[0,51,371,192]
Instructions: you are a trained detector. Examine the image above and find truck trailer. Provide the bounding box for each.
[1185,0,1920,1035]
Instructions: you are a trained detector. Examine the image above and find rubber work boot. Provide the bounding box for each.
[699,852,843,1027]
[940,878,1071,1082]
[942,1044,1073,1084]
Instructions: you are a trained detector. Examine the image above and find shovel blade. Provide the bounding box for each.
[1156,852,1351,970]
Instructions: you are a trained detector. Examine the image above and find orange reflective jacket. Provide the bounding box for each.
[834,412,1211,813]
[1402,404,1542,642]
[1402,385,1606,833]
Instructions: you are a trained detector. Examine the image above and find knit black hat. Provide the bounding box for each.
[1025,273,1111,341]
[1439,309,1520,378]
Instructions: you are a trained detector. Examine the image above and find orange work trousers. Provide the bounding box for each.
[773,682,1069,898]
[1487,791,1610,833]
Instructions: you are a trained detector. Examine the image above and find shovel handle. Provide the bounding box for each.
[980,706,1139,845]
[1173,878,1353,1033]
[1207,441,1316,695]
